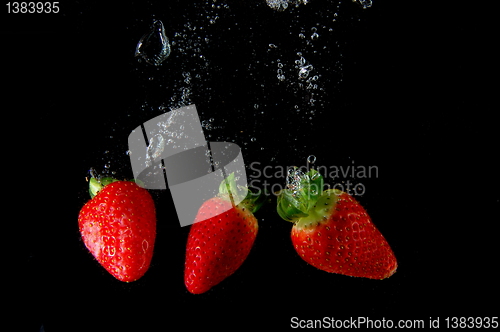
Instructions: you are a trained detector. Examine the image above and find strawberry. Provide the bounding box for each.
[184,173,266,294]
[277,167,397,279]
[78,177,156,282]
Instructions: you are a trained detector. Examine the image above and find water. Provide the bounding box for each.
[89,0,375,180]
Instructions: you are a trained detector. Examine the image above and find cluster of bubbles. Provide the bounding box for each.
[266,0,311,12]
[130,1,232,170]
[286,166,306,196]
[275,52,317,84]
[353,0,372,9]
[162,71,195,112]
[298,26,321,42]
[144,108,186,168]
[295,53,319,90]
[271,51,321,110]
[285,155,317,196]
[201,117,216,131]
[266,0,372,13]
[264,2,345,117]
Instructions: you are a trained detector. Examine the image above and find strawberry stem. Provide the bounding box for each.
[241,186,268,214]
[218,173,267,214]
[276,168,324,222]
[219,172,239,205]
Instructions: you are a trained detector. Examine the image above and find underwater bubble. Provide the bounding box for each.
[145,134,165,167]
[298,64,313,79]
[310,171,320,180]
[201,120,213,130]
[307,155,316,164]
[266,0,289,11]
[353,0,373,9]
[286,166,306,196]
[267,0,311,11]
[135,20,171,66]
[296,55,306,66]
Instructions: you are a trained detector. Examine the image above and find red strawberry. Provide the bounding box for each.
[184,173,265,294]
[78,177,156,282]
[277,167,397,279]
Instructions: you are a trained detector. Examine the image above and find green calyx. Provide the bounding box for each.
[218,172,267,214]
[276,168,326,222]
[87,166,145,199]
[88,176,144,198]
[88,177,119,198]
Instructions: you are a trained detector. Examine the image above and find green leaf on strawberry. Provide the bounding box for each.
[277,167,323,221]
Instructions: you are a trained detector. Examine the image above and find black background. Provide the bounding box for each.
[4,0,498,330]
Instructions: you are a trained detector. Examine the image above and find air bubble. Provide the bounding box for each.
[298,64,313,79]
[266,0,289,11]
[266,0,310,11]
[201,120,213,130]
[307,155,316,164]
[286,166,306,197]
[354,0,373,9]
[135,20,171,66]
[145,134,165,167]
